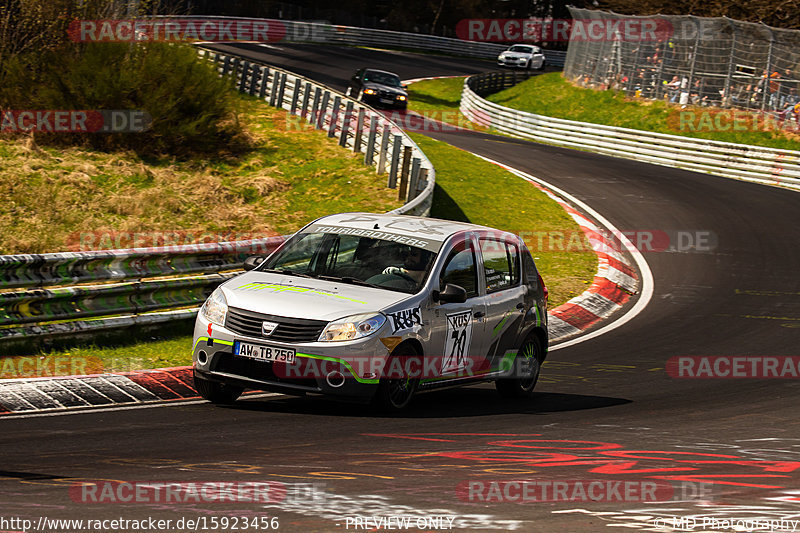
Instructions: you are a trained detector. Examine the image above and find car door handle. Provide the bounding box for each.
[474,311,486,318]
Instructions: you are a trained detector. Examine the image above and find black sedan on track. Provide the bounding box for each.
[346,68,408,110]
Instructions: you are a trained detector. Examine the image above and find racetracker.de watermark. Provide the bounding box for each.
[667,356,800,379]
[275,110,479,134]
[68,18,288,43]
[0,356,102,379]
[456,18,673,42]
[0,110,150,133]
[67,230,280,252]
[457,480,714,503]
[669,109,800,134]
[70,481,326,504]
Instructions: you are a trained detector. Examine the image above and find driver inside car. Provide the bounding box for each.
[382,245,430,284]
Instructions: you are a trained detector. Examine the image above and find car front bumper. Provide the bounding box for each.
[498,58,529,68]
[192,314,388,400]
[362,93,407,109]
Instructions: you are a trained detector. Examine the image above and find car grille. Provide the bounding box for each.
[225,308,328,343]
[378,89,396,98]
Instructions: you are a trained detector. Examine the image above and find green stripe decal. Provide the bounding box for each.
[492,312,511,338]
[499,350,517,372]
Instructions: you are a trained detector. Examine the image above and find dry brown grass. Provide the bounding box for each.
[0,96,401,254]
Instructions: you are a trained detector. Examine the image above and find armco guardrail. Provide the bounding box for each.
[197,47,435,215]
[460,73,800,191]
[0,239,283,345]
[160,16,567,66]
[0,47,438,347]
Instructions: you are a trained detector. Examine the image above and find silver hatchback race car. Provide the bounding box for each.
[192,213,549,411]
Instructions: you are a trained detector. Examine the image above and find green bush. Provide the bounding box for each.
[1,42,245,156]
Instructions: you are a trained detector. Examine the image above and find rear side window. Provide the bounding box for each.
[479,238,520,293]
[440,239,478,298]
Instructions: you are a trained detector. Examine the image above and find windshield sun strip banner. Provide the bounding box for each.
[304,224,444,252]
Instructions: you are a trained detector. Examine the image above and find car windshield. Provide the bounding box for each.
[363,71,403,87]
[261,232,437,294]
[508,45,534,53]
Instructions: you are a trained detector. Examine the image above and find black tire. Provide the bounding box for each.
[496,336,542,399]
[194,372,243,404]
[371,344,420,412]
[538,59,546,71]
[526,59,532,70]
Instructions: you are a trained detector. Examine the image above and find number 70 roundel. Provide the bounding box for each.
[442,310,473,373]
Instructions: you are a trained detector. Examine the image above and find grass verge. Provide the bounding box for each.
[409,73,800,150]
[410,132,596,309]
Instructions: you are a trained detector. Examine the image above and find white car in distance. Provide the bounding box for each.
[497,45,546,70]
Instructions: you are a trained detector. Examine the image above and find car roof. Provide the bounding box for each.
[363,69,400,77]
[309,212,518,241]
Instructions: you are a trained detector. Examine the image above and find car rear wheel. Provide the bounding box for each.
[194,372,244,404]
[372,344,420,412]
[496,336,542,399]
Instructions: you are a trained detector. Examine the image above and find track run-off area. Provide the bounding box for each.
[1,43,798,533]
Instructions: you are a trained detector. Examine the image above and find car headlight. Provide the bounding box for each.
[396,95,406,100]
[201,287,228,327]
[363,88,376,95]
[319,313,386,342]
[499,54,507,59]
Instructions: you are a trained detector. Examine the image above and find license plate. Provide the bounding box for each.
[379,98,394,104]
[234,341,296,363]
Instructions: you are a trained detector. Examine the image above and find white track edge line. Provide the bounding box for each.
[0,392,281,420]
[474,154,655,351]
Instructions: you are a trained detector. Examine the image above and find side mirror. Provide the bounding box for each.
[433,283,467,304]
[243,255,265,271]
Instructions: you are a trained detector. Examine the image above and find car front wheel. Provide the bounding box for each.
[496,336,542,398]
[372,344,420,412]
[194,372,244,404]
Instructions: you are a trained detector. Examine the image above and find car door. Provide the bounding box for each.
[426,234,489,379]
[477,234,526,371]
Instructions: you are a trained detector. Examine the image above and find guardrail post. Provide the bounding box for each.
[317,91,330,129]
[277,73,287,109]
[353,108,365,153]
[269,73,280,107]
[328,96,341,137]
[398,146,412,200]
[301,82,312,120]
[222,55,232,76]
[388,135,402,187]
[232,58,241,84]
[377,124,390,174]
[310,87,322,126]
[417,168,429,196]
[407,157,421,201]
[339,101,354,147]
[259,67,269,99]
[290,80,300,114]
[364,116,378,166]
[239,61,250,92]
[249,64,260,96]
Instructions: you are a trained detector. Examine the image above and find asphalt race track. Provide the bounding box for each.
[1,44,799,533]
